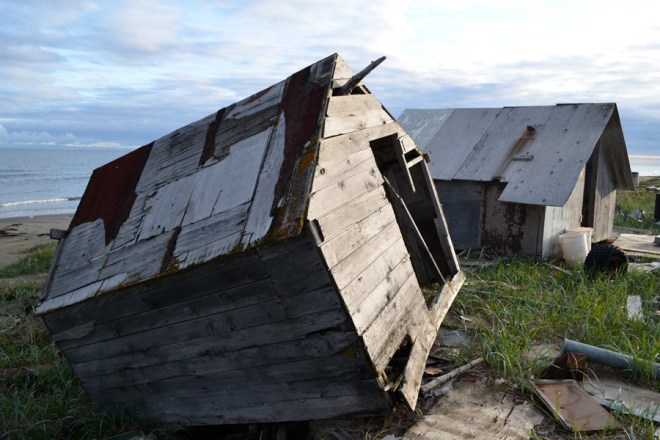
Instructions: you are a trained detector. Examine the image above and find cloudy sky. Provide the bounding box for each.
[1,0,659,155]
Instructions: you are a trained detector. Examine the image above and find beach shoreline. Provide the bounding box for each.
[0,214,73,268]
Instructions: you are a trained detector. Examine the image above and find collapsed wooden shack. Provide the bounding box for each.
[37,54,464,426]
[399,104,634,258]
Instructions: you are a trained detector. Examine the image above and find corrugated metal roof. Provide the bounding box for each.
[399,104,634,206]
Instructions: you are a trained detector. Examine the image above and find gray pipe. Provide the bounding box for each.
[562,338,660,378]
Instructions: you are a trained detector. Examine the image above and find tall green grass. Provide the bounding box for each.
[0,243,57,279]
[614,185,660,235]
[454,258,659,388]
[0,248,145,439]
[451,258,659,438]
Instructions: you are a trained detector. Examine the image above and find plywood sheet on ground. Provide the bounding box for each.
[613,233,660,257]
[403,380,543,439]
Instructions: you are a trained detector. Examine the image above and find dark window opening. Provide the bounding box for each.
[370,134,455,295]
[383,336,413,394]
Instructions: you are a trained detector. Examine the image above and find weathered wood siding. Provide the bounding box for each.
[39,55,336,313]
[42,231,388,425]
[541,169,586,259]
[480,183,544,258]
[309,89,463,409]
[586,142,617,242]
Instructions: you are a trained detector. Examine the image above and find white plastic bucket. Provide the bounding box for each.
[565,227,593,251]
[559,231,589,263]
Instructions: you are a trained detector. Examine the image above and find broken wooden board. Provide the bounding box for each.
[404,380,543,439]
[530,379,619,433]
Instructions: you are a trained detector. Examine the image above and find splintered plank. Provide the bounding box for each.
[225,82,285,120]
[361,275,428,371]
[323,108,394,138]
[319,204,397,269]
[314,186,390,241]
[98,229,176,286]
[136,173,196,242]
[307,165,384,220]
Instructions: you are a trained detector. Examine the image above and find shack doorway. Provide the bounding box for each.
[370,134,458,291]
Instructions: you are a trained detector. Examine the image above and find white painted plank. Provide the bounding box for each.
[182,127,272,226]
[174,201,250,257]
[137,174,196,242]
[323,108,393,138]
[53,219,108,274]
[178,230,243,269]
[37,280,104,315]
[100,230,176,284]
[241,115,286,246]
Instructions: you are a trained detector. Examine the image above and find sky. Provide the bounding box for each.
[1,0,659,156]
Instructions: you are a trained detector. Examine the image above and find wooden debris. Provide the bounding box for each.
[421,357,483,396]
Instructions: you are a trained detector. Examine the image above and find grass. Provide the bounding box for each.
[0,243,57,279]
[452,257,659,438]
[0,246,145,439]
[614,181,660,235]
[1,226,659,438]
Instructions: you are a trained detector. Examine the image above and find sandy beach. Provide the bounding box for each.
[0,214,73,268]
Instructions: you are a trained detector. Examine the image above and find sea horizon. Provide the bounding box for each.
[0,147,658,220]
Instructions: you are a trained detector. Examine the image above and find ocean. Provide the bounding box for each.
[0,148,659,220]
[0,147,132,219]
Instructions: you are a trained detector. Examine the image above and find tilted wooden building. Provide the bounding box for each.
[399,104,634,259]
[37,54,464,426]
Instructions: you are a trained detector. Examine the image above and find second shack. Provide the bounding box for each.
[399,104,634,258]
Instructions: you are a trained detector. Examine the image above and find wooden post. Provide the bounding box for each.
[336,56,386,96]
